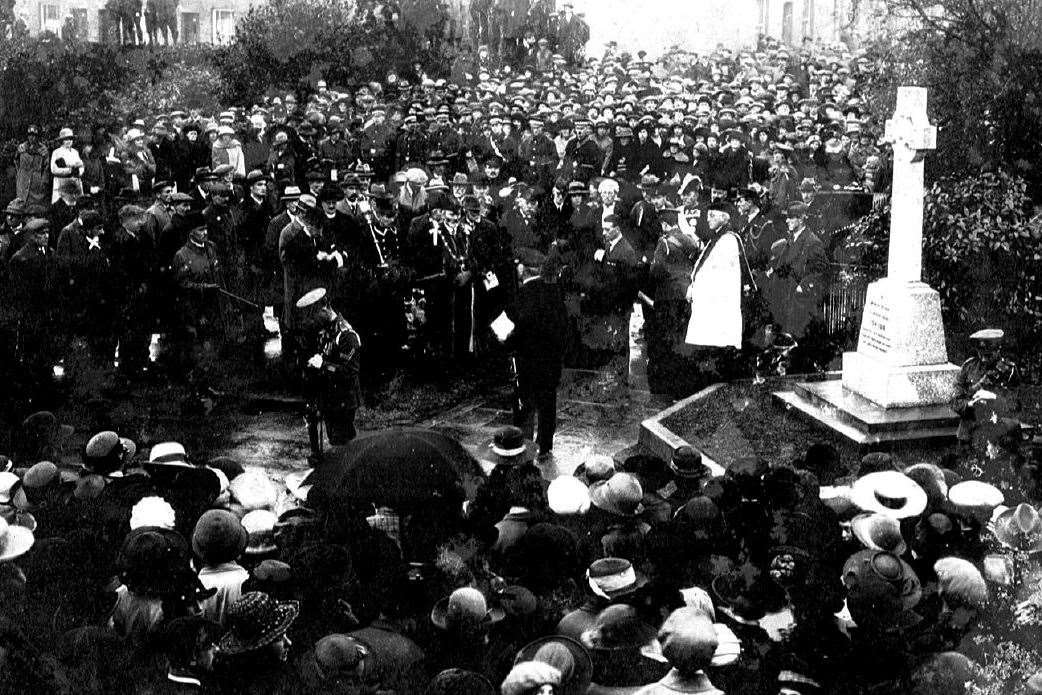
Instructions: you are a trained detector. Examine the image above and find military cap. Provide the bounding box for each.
[970,329,1004,342]
[169,192,193,204]
[305,169,327,182]
[208,182,232,196]
[151,179,174,192]
[566,181,588,196]
[280,185,303,201]
[194,167,217,182]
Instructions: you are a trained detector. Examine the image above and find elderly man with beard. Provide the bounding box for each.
[685,202,748,360]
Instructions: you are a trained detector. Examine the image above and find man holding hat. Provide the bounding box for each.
[295,287,362,453]
[952,328,1020,445]
[500,248,568,457]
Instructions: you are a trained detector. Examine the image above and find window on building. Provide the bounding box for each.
[182,12,199,43]
[39,2,61,34]
[212,9,235,45]
[71,8,89,40]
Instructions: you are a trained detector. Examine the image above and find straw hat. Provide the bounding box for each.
[851,471,927,519]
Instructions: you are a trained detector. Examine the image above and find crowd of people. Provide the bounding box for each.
[0,35,889,414]
[0,17,1040,695]
[0,386,1038,694]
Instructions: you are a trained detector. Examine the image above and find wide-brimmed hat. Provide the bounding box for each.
[229,469,278,511]
[590,473,645,517]
[516,635,593,695]
[669,446,710,480]
[0,515,34,561]
[586,557,647,599]
[478,426,538,467]
[992,503,1042,553]
[219,592,299,655]
[241,509,277,555]
[842,549,921,610]
[850,512,907,555]
[851,471,927,519]
[4,199,28,216]
[431,587,504,631]
[192,509,248,565]
[948,480,1004,516]
[580,604,657,650]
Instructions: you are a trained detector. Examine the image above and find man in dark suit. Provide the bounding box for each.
[503,249,568,458]
[109,205,156,380]
[765,201,828,338]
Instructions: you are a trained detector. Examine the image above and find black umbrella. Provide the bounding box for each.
[307,428,483,509]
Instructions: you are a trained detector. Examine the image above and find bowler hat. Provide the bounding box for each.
[479,426,537,466]
[670,446,709,480]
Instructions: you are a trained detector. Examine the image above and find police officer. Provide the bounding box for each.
[952,328,1020,445]
[295,288,362,457]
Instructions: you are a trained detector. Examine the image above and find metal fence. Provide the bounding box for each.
[822,264,876,337]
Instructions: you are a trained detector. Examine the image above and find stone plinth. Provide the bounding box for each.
[841,278,959,408]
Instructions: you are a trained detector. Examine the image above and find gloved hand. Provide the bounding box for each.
[307,354,323,369]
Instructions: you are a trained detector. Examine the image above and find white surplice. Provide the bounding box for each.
[685,231,742,348]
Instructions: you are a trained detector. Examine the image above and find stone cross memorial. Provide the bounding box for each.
[841,86,960,408]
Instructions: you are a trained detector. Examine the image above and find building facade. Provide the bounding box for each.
[13,0,256,44]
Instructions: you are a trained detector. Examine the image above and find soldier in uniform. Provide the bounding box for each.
[952,328,1020,446]
[296,287,362,456]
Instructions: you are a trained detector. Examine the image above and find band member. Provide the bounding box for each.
[296,288,362,456]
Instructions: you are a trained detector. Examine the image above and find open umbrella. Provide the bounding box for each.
[306,428,483,509]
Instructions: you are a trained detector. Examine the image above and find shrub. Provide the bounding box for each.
[840,170,1042,376]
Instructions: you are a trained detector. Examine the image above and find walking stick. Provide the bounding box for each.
[217,287,263,311]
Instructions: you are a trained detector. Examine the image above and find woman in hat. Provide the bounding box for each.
[213,591,300,694]
[50,127,83,203]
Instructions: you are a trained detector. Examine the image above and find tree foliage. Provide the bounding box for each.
[843,170,1042,374]
[860,0,1042,197]
[213,0,440,105]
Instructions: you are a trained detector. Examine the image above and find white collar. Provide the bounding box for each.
[522,275,541,285]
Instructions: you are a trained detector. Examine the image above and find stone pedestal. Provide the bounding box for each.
[840,278,959,408]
